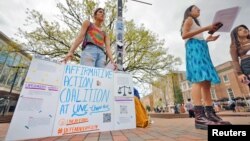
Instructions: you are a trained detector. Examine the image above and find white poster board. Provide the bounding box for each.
[212,6,240,32]
[113,72,136,130]
[6,57,64,140]
[6,57,135,140]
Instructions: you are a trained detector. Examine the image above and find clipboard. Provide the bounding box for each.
[211,6,240,32]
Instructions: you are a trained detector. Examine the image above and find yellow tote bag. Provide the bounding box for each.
[134,97,148,128]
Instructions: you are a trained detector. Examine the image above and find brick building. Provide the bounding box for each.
[141,72,185,112]
[0,31,31,114]
[142,61,250,112]
[181,61,250,102]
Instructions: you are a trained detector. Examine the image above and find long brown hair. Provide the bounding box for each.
[230,25,250,48]
[180,5,200,35]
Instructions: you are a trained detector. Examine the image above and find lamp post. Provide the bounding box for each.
[116,0,152,71]
[2,65,27,116]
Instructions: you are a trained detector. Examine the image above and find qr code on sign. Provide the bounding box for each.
[120,105,128,114]
[103,113,111,123]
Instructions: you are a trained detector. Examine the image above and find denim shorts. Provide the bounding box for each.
[80,44,106,68]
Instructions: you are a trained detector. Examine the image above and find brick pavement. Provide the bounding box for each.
[1,116,250,141]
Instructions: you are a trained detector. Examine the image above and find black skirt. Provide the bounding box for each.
[241,57,250,75]
[241,57,250,87]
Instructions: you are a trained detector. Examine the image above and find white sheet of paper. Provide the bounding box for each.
[212,6,240,32]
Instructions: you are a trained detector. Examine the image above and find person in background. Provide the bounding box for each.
[156,98,164,113]
[185,98,195,118]
[228,99,236,112]
[247,97,250,107]
[213,101,221,112]
[180,103,186,113]
[174,103,179,114]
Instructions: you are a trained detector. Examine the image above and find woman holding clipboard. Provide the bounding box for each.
[181,5,231,130]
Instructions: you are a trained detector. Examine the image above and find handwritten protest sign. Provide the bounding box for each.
[6,56,135,140]
[53,64,114,135]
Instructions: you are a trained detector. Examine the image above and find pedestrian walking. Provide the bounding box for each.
[185,99,195,118]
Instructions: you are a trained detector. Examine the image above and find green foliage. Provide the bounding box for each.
[173,86,183,104]
[146,105,151,112]
[17,0,181,83]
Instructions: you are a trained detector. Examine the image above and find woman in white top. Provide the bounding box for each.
[181,5,231,130]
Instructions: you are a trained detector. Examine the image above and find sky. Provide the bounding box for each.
[124,0,250,70]
[0,0,250,95]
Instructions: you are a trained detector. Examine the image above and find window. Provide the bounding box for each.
[7,71,16,86]
[0,51,8,74]
[0,65,11,85]
[227,88,234,99]
[6,53,15,66]
[0,40,5,49]
[210,89,217,100]
[0,51,8,63]
[13,54,21,66]
[6,67,16,86]
[223,75,229,82]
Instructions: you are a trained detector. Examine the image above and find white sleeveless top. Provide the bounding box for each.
[185,19,204,41]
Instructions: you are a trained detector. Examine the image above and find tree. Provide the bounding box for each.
[146,105,151,112]
[173,86,183,104]
[151,75,168,107]
[17,0,181,83]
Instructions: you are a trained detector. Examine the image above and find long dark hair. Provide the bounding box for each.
[180,5,200,35]
[230,25,250,48]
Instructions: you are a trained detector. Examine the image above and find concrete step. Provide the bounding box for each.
[149,112,250,119]
[149,113,189,119]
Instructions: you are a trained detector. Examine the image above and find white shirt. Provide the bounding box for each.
[184,19,204,42]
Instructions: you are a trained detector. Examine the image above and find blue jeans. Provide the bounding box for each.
[80,44,106,68]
